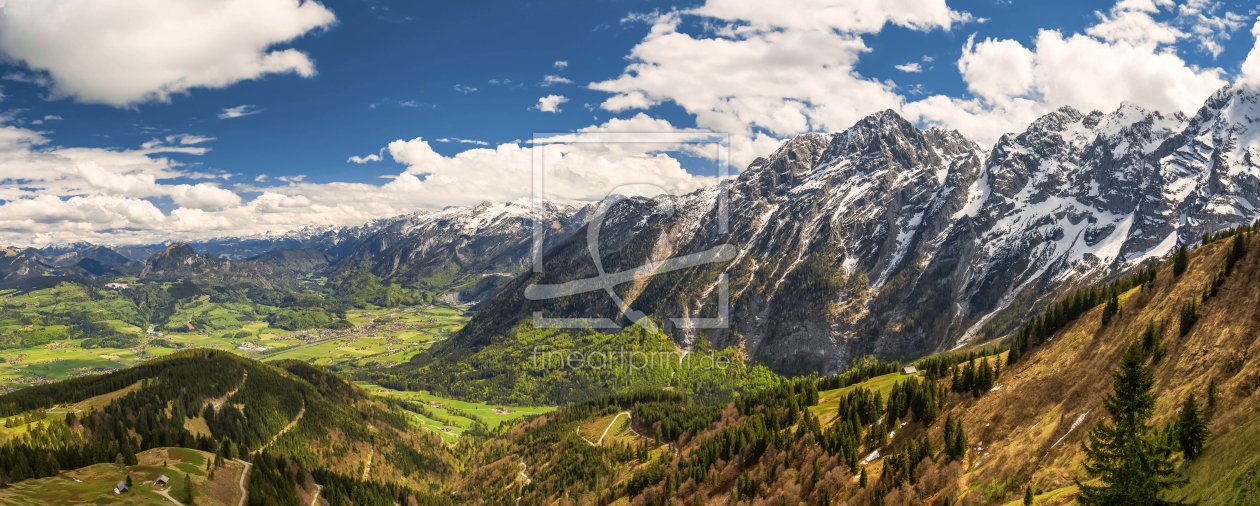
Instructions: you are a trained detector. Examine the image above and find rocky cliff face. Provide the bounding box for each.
[458,84,1260,374]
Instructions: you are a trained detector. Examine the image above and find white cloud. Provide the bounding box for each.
[905,10,1228,145]
[534,95,569,113]
[590,7,929,165]
[1176,0,1247,57]
[453,84,477,94]
[895,62,923,72]
[347,153,382,163]
[436,137,489,145]
[542,75,573,86]
[165,134,216,145]
[1240,18,1260,87]
[219,105,262,119]
[0,0,336,108]
[922,55,934,62]
[592,0,1236,162]
[554,61,568,69]
[0,110,722,245]
[44,115,63,121]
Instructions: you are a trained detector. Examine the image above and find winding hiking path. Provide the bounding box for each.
[257,400,306,453]
[309,483,323,506]
[584,410,635,445]
[514,457,531,506]
[155,488,185,506]
[362,447,374,480]
[233,458,252,506]
[598,412,631,446]
[212,370,248,410]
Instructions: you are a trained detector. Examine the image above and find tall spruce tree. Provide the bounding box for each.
[1176,393,1209,459]
[1076,344,1185,505]
[1172,244,1189,276]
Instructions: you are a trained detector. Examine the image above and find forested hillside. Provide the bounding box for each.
[0,350,455,505]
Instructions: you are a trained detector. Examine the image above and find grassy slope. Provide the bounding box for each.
[0,447,246,506]
[890,236,1260,505]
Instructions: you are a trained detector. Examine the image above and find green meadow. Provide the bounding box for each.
[1,284,470,392]
[356,382,556,442]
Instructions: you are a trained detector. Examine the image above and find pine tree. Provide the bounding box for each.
[859,467,867,488]
[1025,484,1034,505]
[1075,344,1185,505]
[183,472,195,504]
[1179,300,1198,337]
[1172,244,1189,276]
[1176,394,1209,459]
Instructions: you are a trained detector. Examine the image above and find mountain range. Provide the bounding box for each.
[9,83,1260,372]
[458,83,1260,373]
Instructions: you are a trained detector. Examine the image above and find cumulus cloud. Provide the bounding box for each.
[1240,18,1260,87]
[554,61,568,69]
[542,75,573,86]
[905,3,1228,145]
[0,112,722,245]
[0,0,336,108]
[534,95,569,113]
[219,105,262,119]
[453,84,477,94]
[592,0,1237,162]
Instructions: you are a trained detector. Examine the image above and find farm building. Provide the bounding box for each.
[902,366,917,375]
[113,481,129,494]
[155,475,169,487]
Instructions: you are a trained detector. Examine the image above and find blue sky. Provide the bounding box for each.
[1,0,1258,244]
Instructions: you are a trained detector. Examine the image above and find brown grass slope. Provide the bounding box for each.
[904,236,1260,505]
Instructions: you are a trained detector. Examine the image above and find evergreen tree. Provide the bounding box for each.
[859,467,867,488]
[1172,245,1189,276]
[183,472,195,504]
[1176,394,1209,459]
[1025,485,1034,505]
[126,475,133,488]
[1075,344,1185,505]
[1102,292,1120,326]
[1179,300,1198,337]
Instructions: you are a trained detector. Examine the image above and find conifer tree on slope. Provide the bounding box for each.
[1076,343,1185,505]
[1176,393,1209,459]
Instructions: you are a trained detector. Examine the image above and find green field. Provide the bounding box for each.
[808,372,907,420]
[1,283,469,393]
[0,447,246,506]
[356,383,556,443]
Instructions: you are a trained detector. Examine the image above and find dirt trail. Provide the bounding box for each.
[598,412,631,446]
[155,488,186,506]
[212,370,248,410]
[257,400,305,453]
[361,447,374,480]
[233,458,252,506]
